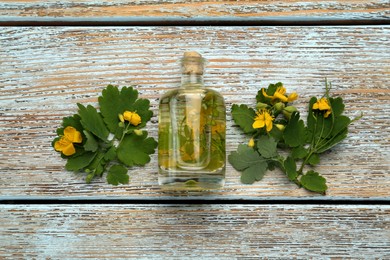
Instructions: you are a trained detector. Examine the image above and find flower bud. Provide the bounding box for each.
[283,106,298,120]
[256,102,268,110]
[274,102,285,112]
[248,138,255,147]
[118,121,125,128]
[118,113,124,123]
[275,124,286,131]
[134,129,143,136]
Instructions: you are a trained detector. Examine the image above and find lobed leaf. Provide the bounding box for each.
[284,156,298,181]
[329,97,345,117]
[231,104,256,134]
[65,152,97,171]
[83,130,98,152]
[300,170,327,193]
[107,164,129,185]
[77,104,109,141]
[228,144,268,184]
[283,112,306,147]
[117,131,158,167]
[98,85,153,137]
[308,153,320,166]
[292,146,308,159]
[257,135,278,159]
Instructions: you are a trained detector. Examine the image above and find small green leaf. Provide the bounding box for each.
[283,112,306,147]
[329,97,345,117]
[104,146,117,161]
[292,146,308,159]
[284,156,298,181]
[240,164,268,184]
[228,144,268,184]
[65,152,97,171]
[308,153,320,166]
[300,170,327,193]
[77,104,109,141]
[307,97,318,131]
[60,114,84,135]
[83,130,98,152]
[257,135,277,158]
[86,151,106,177]
[107,164,129,186]
[331,115,351,136]
[117,132,158,167]
[231,104,256,134]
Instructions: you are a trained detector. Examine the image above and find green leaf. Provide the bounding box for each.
[83,130,98,152]
[329,97,345,117]
[331,115,351,136]
[300,170,327,193]
[231,104,256,134]
[98,85,153,135]
[257,135,277,158]
[284,156,298,181]
[307,97,318,131]
[283,112,306,147]
[228,144,268,184]
[65,152,97,171]
[60,114,84,135]
[77,104,109,141]
[292,146,308,159]
[308,153,320,166]
[107,164,129,185]
[117,132,158,167]
[255,83,283,103]
[104,146,117,161]
[86,151,106,177]
[316,128,348,153]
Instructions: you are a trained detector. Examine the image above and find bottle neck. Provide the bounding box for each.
[181,73,204,88]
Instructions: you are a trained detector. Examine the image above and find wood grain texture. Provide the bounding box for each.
[0,0,389,21]
[1,204,389,258]
[0,26,389,200]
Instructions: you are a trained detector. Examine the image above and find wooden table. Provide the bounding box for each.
[1,1,389,258]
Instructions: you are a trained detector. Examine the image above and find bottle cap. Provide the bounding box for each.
[182,51,204,75]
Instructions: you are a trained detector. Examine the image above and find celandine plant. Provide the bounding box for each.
[228,81,361,194]
[52,85,157,185]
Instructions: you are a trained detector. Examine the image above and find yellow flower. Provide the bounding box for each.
[252,109,274,132]
[262,86,298,103]
[123,111,141,126]
[313,98,332,118]
[248,138,255,147]
[288,92,298,102]
[54,126,82,156]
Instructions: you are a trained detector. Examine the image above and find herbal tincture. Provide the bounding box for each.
[158,52,226,190]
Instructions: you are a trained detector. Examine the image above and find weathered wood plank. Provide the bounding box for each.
[1,204,389,258]
[0,26,389,199]
[0,0,389,22]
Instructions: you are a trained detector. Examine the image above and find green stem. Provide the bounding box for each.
[119,122,131,145]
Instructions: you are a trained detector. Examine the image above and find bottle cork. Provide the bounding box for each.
[182,51,204,75]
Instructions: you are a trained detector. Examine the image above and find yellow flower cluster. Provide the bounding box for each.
[313,98,332,118]
[54,126,82,156]
[119,111,142,126]
[253,109,274,132]
[262,86,298,104]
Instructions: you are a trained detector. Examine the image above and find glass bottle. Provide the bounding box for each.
[158,51,226,190]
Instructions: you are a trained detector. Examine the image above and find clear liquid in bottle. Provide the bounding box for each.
[158,52,226,190]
